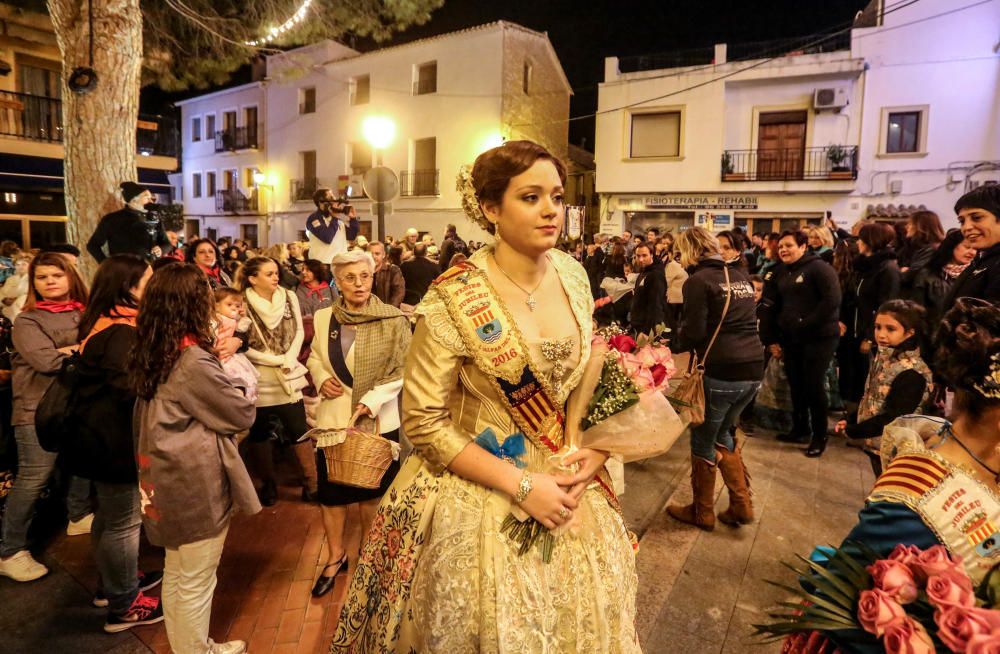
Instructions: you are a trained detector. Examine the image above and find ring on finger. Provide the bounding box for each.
[558,507,570,519]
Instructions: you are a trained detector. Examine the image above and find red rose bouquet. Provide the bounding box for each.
[756,543,1000,654]
[578,324,683,461]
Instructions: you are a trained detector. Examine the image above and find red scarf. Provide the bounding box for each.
[34,300,84,313]
[303,281,330,299]
[197,263,220,281]
[179,334,201,351]
[81,305,139,350]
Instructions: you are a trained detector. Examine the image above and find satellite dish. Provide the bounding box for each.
[362,166,398,203]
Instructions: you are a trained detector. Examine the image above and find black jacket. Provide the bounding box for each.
[64,324,138,483]
[676,258,763,381]
[400,256,441,305]
[944,242,1000,305]
[584,249,606,298]
[629,262,667,335]
[852,250,901,341]
[86,207,170,262]
[760,252,841,345]
[439,235,467,272]
[905,265,954,327]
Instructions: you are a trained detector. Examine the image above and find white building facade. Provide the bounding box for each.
[595,0,1000,237]
[175,82,267,244]
[176,21,571,247]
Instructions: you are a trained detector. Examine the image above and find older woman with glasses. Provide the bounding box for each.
[305,250,410,598]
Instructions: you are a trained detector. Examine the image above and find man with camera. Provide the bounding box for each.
[306,187,360,264]
[86,181,171,263]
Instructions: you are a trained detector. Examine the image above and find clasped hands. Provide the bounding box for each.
[516,447,609,531]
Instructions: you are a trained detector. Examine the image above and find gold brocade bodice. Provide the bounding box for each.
[402,246,593,475]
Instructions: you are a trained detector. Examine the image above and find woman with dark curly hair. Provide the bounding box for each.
[904,229,976,326]
[184,239,232,290]
[130,262,258,654]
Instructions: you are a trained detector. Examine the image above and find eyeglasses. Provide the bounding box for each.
[339,273,372,286]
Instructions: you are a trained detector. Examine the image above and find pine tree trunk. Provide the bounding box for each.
[47,0,142,278]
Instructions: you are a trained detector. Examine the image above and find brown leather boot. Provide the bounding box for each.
[716,440,753,526]
[667,456,717,531]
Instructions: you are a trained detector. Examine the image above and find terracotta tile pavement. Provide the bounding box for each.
[44,480,363,654]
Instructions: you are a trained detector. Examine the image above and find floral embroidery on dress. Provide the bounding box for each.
[857,345,933,422]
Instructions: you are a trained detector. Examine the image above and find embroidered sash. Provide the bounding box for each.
[431,262,625,516]
[870,453,1000,583]
[326,311,354,388]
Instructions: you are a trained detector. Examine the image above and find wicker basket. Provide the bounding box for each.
[317,416,393,489]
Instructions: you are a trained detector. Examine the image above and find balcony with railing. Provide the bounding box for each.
[215,189,257,213]
[720,146,858,182]
[400,169,439,197]
[290,178,321,203]
[0,90,178,157]
[214,126,258,152]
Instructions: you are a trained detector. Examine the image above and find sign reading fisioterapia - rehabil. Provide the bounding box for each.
[642,196,758,210]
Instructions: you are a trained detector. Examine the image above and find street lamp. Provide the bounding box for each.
[362,116,396,241]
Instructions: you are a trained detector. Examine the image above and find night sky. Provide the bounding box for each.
[145,0,871,148]
[366,0,871,147]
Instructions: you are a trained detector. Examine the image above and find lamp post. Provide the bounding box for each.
[252,169,273,247]
[362,116,396,242]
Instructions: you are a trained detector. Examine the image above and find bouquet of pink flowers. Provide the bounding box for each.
[756,542,1000,654]
[578,324,683,462]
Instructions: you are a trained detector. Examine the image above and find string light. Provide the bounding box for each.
[245,0,313,47]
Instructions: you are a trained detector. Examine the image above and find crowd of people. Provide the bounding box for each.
[0,142,996,654]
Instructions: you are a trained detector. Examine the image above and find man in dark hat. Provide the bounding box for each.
[86,181,170,263]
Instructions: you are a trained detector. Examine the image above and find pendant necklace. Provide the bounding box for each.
[947,424,1000,484]
[492,254,548,311]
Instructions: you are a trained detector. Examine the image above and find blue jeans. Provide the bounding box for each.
[690,377,761,463]
[93,481,141,614]
[0,425,93,557]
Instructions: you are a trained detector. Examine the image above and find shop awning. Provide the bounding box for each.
[137,167,173,190]
[0,154,64,191]
[0,154,174,193]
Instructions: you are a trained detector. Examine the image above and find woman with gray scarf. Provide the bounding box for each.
[239,256,317,506]
[306,250,410,597]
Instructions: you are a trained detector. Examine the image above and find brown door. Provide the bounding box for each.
[757,111,806,180]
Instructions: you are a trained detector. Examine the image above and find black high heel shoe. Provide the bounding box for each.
[311,554,348,597]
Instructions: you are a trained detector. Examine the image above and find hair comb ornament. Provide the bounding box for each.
[974,353,1000,400]
[456,165,489,232]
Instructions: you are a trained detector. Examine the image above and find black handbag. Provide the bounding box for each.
[35,352,83,453]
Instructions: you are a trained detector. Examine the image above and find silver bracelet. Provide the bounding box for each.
[514,470,533,504]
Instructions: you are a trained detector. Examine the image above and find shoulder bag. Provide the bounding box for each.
[668,265,732,427]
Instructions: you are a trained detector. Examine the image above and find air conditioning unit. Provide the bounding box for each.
[813,87,849,111]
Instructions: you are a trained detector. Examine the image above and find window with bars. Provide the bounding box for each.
[413,62,437,95]
[351,75,370,105]
[299,87,316,114]
[205,114,215,141]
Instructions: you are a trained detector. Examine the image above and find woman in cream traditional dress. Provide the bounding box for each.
[331,141,640,653]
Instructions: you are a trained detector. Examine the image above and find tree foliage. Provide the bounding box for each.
[14,0,443,91]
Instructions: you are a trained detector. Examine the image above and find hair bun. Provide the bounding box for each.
[934,299,1000,393]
